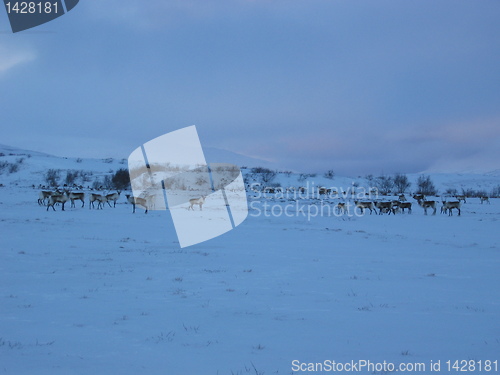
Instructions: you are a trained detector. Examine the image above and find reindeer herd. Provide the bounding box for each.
[254,185,493,217]
[37,189,149,213]
[350,194,474,216]
[349,194,422,216]
[36,188,202,214]
[37,185,491,217]
[350,193,491,216]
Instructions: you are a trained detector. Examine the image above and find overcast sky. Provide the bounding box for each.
[1,0,499,176]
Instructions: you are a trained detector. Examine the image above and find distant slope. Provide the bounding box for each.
[0,144,275,188]
[0,143,51,157]
[0,144,498,195]
[0,144,127,187]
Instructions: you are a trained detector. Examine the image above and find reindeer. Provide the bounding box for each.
[455,195,466,203]
[188,196,206,211]
[89,193,107,209]
[336,202,347,215]
[145,194,157,210]
[318,187,330,195]
[398,194,407,202]
[419,200,437,215]
[398,201,412,214]
[38,191,53,206]
[440,199,449,214]
[412,194,425,203]
[125,194,148,213]
[441,200,461,216]
[105,190,121,208]
[375,201,393,215]
[68,192,85,208]
[354,201,377,215]
[390,200,401,215]
[480,196,490,204]
[47,192,69,211]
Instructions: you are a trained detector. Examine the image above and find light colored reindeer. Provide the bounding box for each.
[38,191,53,206]
[47,192,69,211]
[441,200,461,216]
[125,194,148,214]
[89,193,107,209]
[188,196,206,211]
[68,192,85,208]
[419,200,437,215]
[354,201,377,215]
[105,190,121,208]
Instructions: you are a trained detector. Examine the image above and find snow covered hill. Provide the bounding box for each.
[1,144,499,197]
[0,144,273,188]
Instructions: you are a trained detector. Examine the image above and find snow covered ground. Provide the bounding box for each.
[0,146,499,374]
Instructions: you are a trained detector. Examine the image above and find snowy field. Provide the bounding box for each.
[1,184,499,375]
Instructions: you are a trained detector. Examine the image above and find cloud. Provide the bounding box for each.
[218,115,500,176]
[389,117,500,144]
[0,44,35,75]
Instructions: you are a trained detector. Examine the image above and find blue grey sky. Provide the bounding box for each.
[1,0,499,175]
